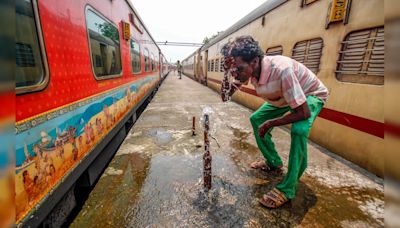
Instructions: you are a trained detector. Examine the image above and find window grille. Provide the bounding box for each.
[16,0,48,93]
[16,43,35,67]
[220,57,225,72]
[266,46,283,56]
[336,27,384,85]
[292,38,323,74]
[215,58,219,72]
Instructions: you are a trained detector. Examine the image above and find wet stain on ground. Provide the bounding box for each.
[71,75,383,228]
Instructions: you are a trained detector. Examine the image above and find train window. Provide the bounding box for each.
[144,48,150,72]
[16,0,49,94]
[130,39,141,74]
[220,58,224,72]
[151,53,155,71]
[336,27,384,85]
[292,38,323,74]
[266,46,283,56]
[86,8,122,79]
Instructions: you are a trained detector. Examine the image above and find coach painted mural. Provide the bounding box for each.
[15,76,158,222]
[0,123,14,228]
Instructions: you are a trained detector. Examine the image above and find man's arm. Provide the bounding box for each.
[258,101,310,138]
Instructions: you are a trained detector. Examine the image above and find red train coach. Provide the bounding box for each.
[15,0,166,226]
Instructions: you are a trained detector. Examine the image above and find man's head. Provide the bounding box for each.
[221,36,264,83]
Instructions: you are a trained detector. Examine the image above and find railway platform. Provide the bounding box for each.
[71,72,383,227]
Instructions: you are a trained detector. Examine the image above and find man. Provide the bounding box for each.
[221,36,328,208]
[177,60,182,79]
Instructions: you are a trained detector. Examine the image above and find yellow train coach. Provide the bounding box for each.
[182,0,384,177]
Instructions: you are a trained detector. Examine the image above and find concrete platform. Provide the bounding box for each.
[71,73,384,227]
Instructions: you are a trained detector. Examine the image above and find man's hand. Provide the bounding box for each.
[257,101,311,138]
[223,57,235,71]
[258,120,274,138]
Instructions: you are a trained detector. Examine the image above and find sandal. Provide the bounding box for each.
[259,188,289,209]
[250,160,283,175]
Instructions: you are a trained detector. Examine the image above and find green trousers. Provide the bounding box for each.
[249,96,324,199]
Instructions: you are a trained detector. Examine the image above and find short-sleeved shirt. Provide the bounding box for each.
[250,55,328,109]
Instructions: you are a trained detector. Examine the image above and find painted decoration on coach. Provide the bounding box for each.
[15,0,161,223]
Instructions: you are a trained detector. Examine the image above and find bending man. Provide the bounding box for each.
[221,36,328,208]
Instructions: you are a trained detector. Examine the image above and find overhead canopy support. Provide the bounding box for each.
[156,41,203,47]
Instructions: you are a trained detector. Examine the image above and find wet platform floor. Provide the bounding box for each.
[71,73,384,227]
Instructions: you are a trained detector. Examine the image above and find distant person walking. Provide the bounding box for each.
[221,36,328,208]
[177,60,182,79]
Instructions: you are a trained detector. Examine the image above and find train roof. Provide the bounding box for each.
[201,0,288,51]
[124,0,160,52]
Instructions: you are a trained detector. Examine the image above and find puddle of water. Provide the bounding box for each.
[147,128,173,145]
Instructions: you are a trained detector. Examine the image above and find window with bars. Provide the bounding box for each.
[336,27,384,85]
[220,57,225,72]
[16,0,48,93]
[208,60,211,71]
[215,58,219,72]
[16,43,35,67]
[292,38,323,74]
[211,59,215,72]
[266,46,283,56]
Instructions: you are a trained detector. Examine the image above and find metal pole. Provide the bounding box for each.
[192,116,196,136]
[203,114,212,190]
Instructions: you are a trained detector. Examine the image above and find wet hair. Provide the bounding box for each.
[220,36,264,63]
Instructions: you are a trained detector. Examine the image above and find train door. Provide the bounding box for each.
[196,50,202,82]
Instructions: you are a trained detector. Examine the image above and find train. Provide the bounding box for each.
[15,0,170,226]
[182,0,384,177]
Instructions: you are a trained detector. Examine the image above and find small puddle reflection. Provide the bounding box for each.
[147,128,173,145]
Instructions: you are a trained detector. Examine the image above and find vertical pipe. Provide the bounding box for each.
[203,114,212,190]
[192,116,196,136]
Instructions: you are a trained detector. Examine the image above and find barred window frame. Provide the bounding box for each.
[215,58,220,73]
[336,26,384,85]
[266,45,283,56]
[291,38,324,74]
[16,0,49,94]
